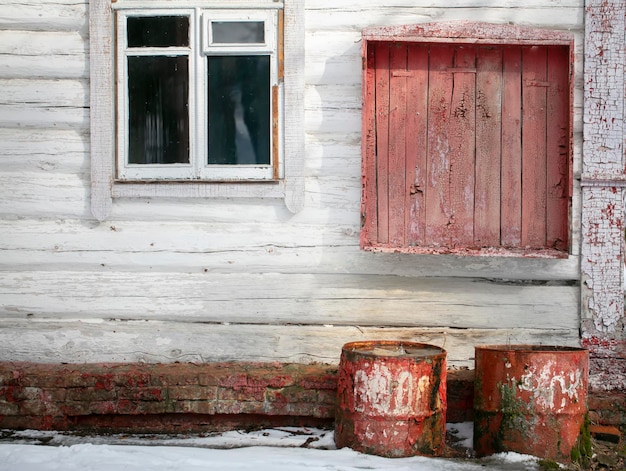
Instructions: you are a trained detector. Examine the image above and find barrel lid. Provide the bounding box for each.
[342,340,445,359]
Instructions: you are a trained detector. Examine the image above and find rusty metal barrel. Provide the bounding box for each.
[474,345,589,461]
[334,340,447,457]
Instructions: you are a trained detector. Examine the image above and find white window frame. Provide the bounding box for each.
[90,0,304,220]
[116,9,197,181]
[202,9,275,53]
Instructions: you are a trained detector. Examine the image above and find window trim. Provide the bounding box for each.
[116,8,280,182]
[90,0,304,221]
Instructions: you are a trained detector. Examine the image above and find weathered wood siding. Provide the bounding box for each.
[0,0,585,367]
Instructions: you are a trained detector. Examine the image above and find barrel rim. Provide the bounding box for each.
[341,340,446,358]
[475,344,588,354]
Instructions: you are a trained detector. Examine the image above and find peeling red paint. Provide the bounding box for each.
[474,345,589,462]
[335,341,447,457]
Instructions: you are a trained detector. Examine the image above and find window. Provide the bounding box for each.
[360,23,574,257]
[116,8,280,181]
[89,0,304,220]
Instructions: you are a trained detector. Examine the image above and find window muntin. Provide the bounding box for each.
[116,8,280,182]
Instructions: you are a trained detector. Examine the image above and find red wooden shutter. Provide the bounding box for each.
[361,42,571,257]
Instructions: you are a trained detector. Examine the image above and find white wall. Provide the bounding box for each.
[0,0,584,367]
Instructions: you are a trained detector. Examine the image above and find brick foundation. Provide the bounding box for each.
[0,362,622,434]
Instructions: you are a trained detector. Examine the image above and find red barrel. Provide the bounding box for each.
[474,345,589,461]
[334,340,447,457]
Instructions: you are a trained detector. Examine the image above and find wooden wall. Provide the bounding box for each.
[0,0,585,368]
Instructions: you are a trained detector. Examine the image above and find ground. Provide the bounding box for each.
[0,423,623,470]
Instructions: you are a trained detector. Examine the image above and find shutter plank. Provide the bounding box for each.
[501,47,523,247]
[425,45,455,246]
[475,47,503,247]
[405,45,429,246]
[361,43,378,247]
[375,42,391,244]
[388,44,408,246]
[447,46,476,247]
[546,46,570,251]
[521,46,548,248]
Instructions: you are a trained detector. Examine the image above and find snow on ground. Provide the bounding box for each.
[0,424,542,471]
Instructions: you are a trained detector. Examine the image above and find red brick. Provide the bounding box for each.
[112,370,152,388]
[20,400,62,417]
[589,425,622,443]
[89,401,120,415]
[117,387,164,402]
[66,387,117,402]
[218,373,248,388]
[152,373,199,387]
[168,385,216,401]
[316,389,338,406]
[218,386,265,402]
[61,401,103,416]
[265,387,318,404]
[297,373,338,390]
[0,401,20,415]
[213,400,264,415]
[0,385,19,403]
[167,400,217,415]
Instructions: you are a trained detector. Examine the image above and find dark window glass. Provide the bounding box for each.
[207,55,270,165]
[128,56,189,165]
[127,16,189,48]
[211,21,265,44]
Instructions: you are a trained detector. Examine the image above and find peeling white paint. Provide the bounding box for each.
[515,360,583,412]
[352,364,429,416]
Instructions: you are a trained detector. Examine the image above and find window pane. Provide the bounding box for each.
[211,21,265,44]
[127,16,189,48]
[207,55,270,165]
[128,56,190,165]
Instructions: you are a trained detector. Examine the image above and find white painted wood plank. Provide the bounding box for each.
[0,104,89,129]
[304,133,361,178]
[0,55,88,80]
[305,176,361,210]
[305,84,361,112]
[306,0,583,8]
[0,220,356,252]
[303,30,584,86]
[305,8,584,32]
[0,272,579,330]
[0,319,581,367]
[0,79,88,106]
[0,128,88,173]
[0,293,579,331]
[0,30,88,81]
[0,216,580,279]
[0,173,88,218]
[304,31,361,86]
[0,247,581,281]
[305,109,361,134]
[0,30,86,56]
[1,4,87,32]
[0,128,88,156]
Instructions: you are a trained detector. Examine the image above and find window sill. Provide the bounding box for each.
[361,245,570,259]
[111,180,285,199]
